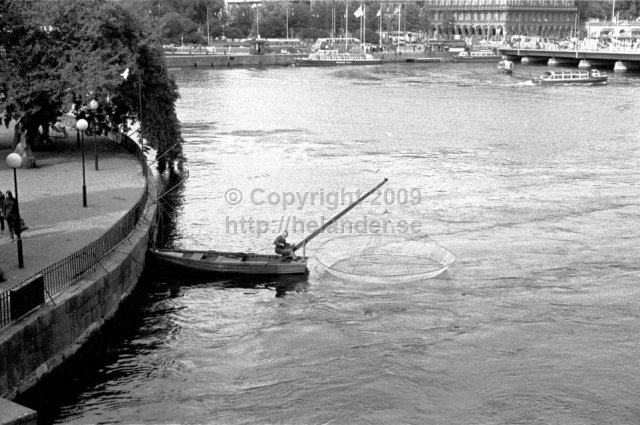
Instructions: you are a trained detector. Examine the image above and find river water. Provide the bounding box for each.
[19,62,640,424]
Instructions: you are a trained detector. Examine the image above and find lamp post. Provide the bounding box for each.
[6,153,24,268]
[138,71,143,152]
[89,99,99,170]
[76,118,88,207]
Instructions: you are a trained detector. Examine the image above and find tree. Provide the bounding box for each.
[159,12,199,44]
[224,26,245,41]
[0,0,184,172]
[127,44,183,174]
[576,1,640,20]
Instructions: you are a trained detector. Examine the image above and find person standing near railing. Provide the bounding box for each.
[3,190,18,242]
[0,190,4,232]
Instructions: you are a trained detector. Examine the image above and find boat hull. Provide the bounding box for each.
[150,249,308,276]
[294,59,382,66]
[453,56,502,62]
[533,77,608,85]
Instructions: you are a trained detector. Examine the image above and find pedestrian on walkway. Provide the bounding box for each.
[3,190,18,241]
[0,190,4,231]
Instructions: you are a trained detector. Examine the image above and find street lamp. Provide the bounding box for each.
[6,153,24,268]
[89,99,99,170]
[76,118,88,207]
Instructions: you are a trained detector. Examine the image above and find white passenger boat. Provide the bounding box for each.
[453,50,502,62]
[294,50,382,66]
[532,69,608,85]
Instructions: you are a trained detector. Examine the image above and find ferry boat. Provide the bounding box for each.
[532,69,608,85]
[294,50,382,66]
[453,50,502,62]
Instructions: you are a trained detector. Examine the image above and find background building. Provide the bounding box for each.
[427,0,578,40]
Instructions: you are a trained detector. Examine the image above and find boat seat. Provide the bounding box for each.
[217,257,243,263]
[187,252,205,260]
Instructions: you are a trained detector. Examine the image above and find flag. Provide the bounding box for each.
[393,6,400,15]
[120,68,130,81]
[250,4,257,8]
[376,9,381,17]
[354,5,363,18]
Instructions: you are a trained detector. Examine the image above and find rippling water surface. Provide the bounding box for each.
[21,62,640,424]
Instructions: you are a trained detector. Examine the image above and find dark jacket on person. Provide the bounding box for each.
[3,196,17,224]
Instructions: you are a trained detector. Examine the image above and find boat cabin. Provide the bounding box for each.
[457,50,499,57]
[540,70,591,80]
[249,38,267,55]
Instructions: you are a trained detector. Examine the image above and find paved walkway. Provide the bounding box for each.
[0,124,146,292]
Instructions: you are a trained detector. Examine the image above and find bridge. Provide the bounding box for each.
[498,48,640,71]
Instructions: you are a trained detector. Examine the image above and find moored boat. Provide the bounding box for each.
[150,249,308,275]
[294,49,382,66]
[532,69,608,85]
[497,59,514,75]
[453,50,502,62]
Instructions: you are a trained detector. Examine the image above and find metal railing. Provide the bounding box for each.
[0,134,151,328]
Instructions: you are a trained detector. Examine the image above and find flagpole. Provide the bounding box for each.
[378,6,382,48]
[359,4,362,43]
[397,4,401,52]
[363,3,366,47]
[332,4,335,41]
[346,3,349,50]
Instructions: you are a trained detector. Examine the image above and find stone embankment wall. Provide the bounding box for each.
[164,53,304,68]
[164,52,448,68]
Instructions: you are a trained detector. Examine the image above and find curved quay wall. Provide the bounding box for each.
[0,136,158,422]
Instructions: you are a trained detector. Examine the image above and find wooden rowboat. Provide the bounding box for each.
[150,178,389,276]
[150,249,308,275]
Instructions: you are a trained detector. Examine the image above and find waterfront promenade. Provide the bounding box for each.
[0,126,145,295]
[0,124,148,424]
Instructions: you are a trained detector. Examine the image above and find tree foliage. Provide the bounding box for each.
[577,1,640,20]
[0,0,183,172]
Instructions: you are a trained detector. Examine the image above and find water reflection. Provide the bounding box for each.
[149,267,309,299]
[155,169,188,248]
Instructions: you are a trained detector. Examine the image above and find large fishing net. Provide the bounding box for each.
[315,235,455,284]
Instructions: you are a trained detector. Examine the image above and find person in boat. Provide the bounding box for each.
[273,230,297,260]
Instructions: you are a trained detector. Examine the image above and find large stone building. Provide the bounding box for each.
[426,0,578,40]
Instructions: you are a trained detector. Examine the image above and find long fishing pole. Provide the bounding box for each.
[292,178,388,252]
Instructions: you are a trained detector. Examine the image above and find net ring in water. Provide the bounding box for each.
[314,235,456,284]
